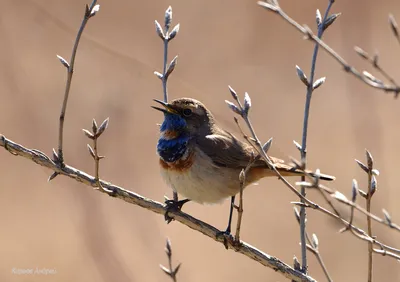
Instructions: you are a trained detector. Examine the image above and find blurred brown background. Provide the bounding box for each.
[1,0,400,281]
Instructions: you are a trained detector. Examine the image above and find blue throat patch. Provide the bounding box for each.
[157,114,190,162]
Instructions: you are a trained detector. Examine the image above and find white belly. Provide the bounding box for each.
[160,148,242,204]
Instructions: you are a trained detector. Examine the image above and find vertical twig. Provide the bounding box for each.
[258,1,399,96]
[154,7,180,202]
[160,239,181,282]
[226,89,315,205]
[55,1,99,168]
[294,208,333,282]
[355,151,378,282]
[234,151,259,242]
[162,8,171,103]
[235,169,245,242]
[83,118,113,194]
[298,1,335,273]
[365,151,376,282]
[366,175,373,282]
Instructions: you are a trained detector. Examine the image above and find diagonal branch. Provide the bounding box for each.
[0,134,316,282]
[258,1,400,97]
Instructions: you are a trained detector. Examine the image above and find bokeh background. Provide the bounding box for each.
[1,0,399,281]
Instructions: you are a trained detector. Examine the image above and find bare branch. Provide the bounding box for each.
[257,1,400,97]
[56,0,99,167]
[0,134,316,282]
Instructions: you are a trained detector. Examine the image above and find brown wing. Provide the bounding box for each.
[196,129,270,169]
[197,129,335,181]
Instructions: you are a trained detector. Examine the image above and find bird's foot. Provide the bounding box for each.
[164,198,190,223]
[96,183,117,197]
[216,227,233,250]
[216,227,242,249]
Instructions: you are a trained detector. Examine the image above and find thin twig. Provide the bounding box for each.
[354,46,400,89]
[56,0,99,166]
[226,93,400,263]
[0,134,316,282]
[345,217,400,261]
[292,177,400,259]
[154,6,180,202]
[298,194,400,257]
[160,239,181,282]
[298,2,335,273]
[161,7,171,103]
[235,170,245,242]
[388,14,400,45]
[366,192,373,281]
[365,151,375,282]
[317,188,341,216]
[234,155,255,242]
[307,234,332,282]
[293,201,400,261]
[228,91,320,212]
[294,208,333,282]
[258,1,400,96]
[291,158,400,233]
[295,177,400,256]
[83,118,113,194]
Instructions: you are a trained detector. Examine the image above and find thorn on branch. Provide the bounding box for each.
[168,24,180,41]
[316,9,322,27]
[323,13,341,31]
[56,55,70,68]
[228,85,239,101]
[165,56,178,78]
[355,159,369,173]
[155,20,165,39]
[92,119,98,135]
[225,100,242,115]
[243,92,251,115]
[354,46,369,60]
[293,140,302,151]
[164,6,173,30]
[382,209,392,225]
[351,179,358,202]
[82,129,95,139]
[359,189,368,199]
[262,137,273,153]
[96,117,110,138]
[313,77,326,90]
[295,65,310,87]
[48,172,59,182]
[257,1,280,12]
[370,175,377,196]
[389,14,399,39]
[154,71,163,79]
[87,144,96,159]
[89,4,100,18]
[83,118,114,195]
[311,233,319,249]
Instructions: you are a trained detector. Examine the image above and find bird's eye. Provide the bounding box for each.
[182,108,192,117]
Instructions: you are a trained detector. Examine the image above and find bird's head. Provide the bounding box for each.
[152,98,214,136]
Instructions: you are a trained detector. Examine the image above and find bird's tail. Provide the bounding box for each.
[274,162,335,181]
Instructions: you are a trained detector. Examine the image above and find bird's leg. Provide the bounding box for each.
[225,196,236,234]
[164,198,191,223]
[216,196,235,249]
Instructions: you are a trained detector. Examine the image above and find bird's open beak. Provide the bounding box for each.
[151,99,178,114]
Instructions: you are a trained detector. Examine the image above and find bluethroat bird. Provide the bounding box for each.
[153,98,335,234]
